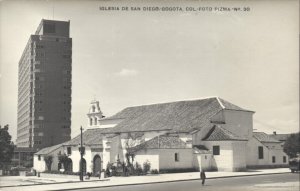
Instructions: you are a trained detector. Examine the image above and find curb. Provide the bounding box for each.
[0,178,110,188]
[53,172,291,191]
[0,172,290,190]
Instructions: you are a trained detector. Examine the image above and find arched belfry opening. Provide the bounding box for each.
[87,100,104,128]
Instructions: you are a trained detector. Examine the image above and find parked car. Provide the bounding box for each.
[289,157,300,173]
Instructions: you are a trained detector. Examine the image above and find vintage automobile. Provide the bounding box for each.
[289,157,300,173]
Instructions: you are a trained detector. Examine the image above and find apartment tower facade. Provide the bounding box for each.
[17,19,72,149]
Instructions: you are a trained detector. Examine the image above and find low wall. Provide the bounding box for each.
[40,173,80,180]
[40,172,105,179]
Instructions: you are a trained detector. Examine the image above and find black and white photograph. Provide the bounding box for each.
[0,0,299,190]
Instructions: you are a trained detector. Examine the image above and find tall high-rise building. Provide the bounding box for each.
[17,19,72,149]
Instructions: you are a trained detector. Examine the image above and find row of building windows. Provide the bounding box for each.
[17,126,30,134]
[36,45,44,49]
[18,77,31,96]
[17,140,31,147]
[35,124,45,128]
[18,95,30,111]
[18,118,30,128]
[211,145,287,163]
[17,133,30,141]
[34,140,42,145]
[62,125,70,129]
[258,146,287,163]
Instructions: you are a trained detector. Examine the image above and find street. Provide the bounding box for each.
[71,173,299,191]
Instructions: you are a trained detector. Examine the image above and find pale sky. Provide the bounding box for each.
[0,0,299,142]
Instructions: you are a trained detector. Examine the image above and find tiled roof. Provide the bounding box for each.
[35,143,63,155]
[193,145,210,154]
[35,128,117,155]
[202,126,247,141]
[131,135,188,152]
[253,132,281,143]
[104,97,252,134]
[269,134,290,142]
[63,128,111,146]
[218,98,252,111]
[193,145,208,150]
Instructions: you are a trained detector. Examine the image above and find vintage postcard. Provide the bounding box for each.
[0,0,299,191]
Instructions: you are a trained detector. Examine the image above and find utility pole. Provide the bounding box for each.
[79,126,84,181]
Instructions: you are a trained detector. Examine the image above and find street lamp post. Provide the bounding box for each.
[79,126,84,181]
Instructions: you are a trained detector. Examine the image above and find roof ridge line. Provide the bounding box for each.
[216,97,225,109]
[124,96,220,109]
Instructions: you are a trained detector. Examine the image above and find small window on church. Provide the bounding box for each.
[67,147,72,155]
[258,146,264,159]
[95,118,97,125]
[92,106,95,112]
[213,146,220,155]
[175,153,179,162]
[283,156,286,163]
[90,118,93,126]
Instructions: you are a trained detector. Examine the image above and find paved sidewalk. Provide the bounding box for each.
[0,168,291,191]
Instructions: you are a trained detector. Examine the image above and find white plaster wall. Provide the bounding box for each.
[99,119,123,128]
[222,110,253,139]
[143,131,168,141]
[268,148,288,165]
[193,154,212,171]
[246,138,288,167]
[159,149,194,170]
[102,136,111,169]
[109,135,124,163]
[210,111,225,123]
[178,133,193,148]
[202,141,234,171]
[246,137,270,166]
[232,141,247,171]
[34,155,46,172]
[67,146,92,173]
[33,146,64,172]
[134,150,159,170]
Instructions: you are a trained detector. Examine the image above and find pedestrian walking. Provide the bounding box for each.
[200,170,206,186]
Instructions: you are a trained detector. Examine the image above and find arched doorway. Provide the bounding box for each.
[93,155,101,175]
[79,158,87,175]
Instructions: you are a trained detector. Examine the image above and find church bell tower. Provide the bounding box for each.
[87,100,103,128]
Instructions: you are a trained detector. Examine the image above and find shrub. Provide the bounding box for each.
[134,162,143,175]
[159,168,198,174]
[44,155,53,171]
[44,170,80,176]
[150,169,159,174]
[143,160,151,174]
[58,154,69,170]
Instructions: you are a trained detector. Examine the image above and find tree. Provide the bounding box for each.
[58,153,70,171]
[44,155,53,171]
[0,125,14,169]
[143,160,151,174]
[123,132,144,166]
[283,132,300,158]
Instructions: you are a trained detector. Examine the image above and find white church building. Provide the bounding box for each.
[34,97,288,174]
